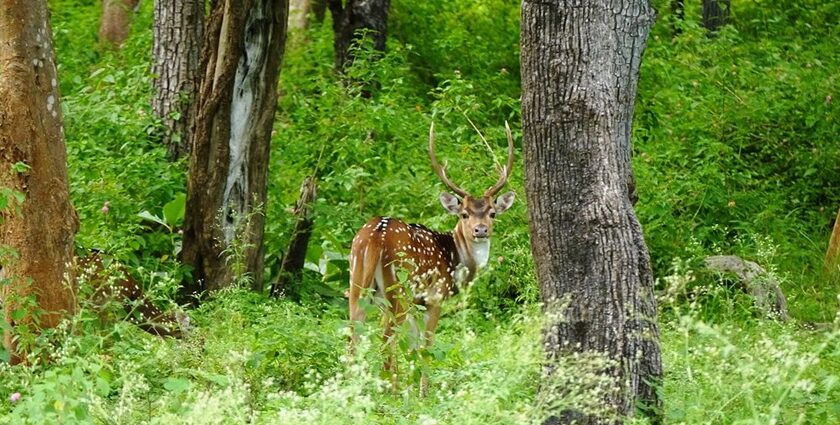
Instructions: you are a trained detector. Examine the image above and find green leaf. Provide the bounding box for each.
[11,307,27,322]
[138,210,167,228]
[11,162,30,173]
[305,245,323,265]
[163,377,191,394]
[95,376,111,397]
[162,193,186,227]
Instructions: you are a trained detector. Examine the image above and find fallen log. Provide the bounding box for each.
[704,255,790,321]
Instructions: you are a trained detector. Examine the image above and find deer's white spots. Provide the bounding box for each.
[51,78,57,88]
[46,95,55,111]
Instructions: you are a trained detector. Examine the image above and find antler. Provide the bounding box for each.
[429,122,469,198]
[483,121,515,197]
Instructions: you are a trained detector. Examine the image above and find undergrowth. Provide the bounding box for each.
[1,0,838,423]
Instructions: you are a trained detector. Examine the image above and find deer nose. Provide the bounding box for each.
[473,225,489,238]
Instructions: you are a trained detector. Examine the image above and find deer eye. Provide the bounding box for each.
[489,212,497,219]
[460,212,469,219]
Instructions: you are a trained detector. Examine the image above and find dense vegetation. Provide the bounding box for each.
[1,0,838,423]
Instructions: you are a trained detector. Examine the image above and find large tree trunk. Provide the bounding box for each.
[702,0,730,33]
[152,0,204,160]
[99,0,140,49]
[181,0,289,296]
[0,0,79,364]
[521,1,662,423]
[327,0,389,72]
[289,0,311,31]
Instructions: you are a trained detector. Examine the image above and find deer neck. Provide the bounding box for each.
[451,222,491,284]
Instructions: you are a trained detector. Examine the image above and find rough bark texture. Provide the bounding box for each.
[271,176,316,297]
[705,255,790,321]
[702,0,730,32]
[327,0,389,72]
[0,0,79,364]
[521,1,662,422]
[99,0,140,49]
[181,0,289,296]
[152,0,204,160]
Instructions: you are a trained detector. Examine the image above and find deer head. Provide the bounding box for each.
[429,121,516,245]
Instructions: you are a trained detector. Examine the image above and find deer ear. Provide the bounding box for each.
[494,191,516,214]
[439,192,461,215]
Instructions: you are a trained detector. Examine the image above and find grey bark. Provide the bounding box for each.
[327,0,389,72]
[702,0,730,32]
[0,0,79,364]
[181,0,289,296]
[521,1,662,423]
[152,0,204,160]
[705,255,790,321]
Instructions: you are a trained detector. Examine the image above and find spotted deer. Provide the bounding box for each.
[76,251,190,337]
[348,122,516,391]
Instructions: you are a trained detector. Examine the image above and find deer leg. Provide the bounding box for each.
[419,303,442,397]
[382,297,409,391]
[381,264,409,391]
[348,249,378,355]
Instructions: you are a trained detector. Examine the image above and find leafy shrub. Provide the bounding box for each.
[3,0,839,423]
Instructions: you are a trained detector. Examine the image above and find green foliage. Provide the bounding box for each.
[660,312,840,423]
[637,0,840,321]
[2,0,838,423]
[55,0,185,271]
[270,18,528,311]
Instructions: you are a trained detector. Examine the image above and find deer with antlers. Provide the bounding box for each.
[347,122,516,392]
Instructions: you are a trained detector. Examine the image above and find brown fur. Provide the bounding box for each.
[76,252,189,337]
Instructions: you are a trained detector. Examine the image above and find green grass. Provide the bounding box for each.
[1,0,838,423]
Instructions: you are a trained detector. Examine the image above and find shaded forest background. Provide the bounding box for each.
[1,0,838,423]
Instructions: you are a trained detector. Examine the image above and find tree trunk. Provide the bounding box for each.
[0,0,79,364]
[311,0,327,23]
[99,0,140,49]
[272,177,317,298]
[152,0,204,160]
[327,0,389,72]
[521,1,662,423]
[702,0,730,33]
[289,0,310,30]
[181,0,289,296]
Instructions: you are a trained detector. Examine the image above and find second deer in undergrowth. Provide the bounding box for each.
[348,122,516,394]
